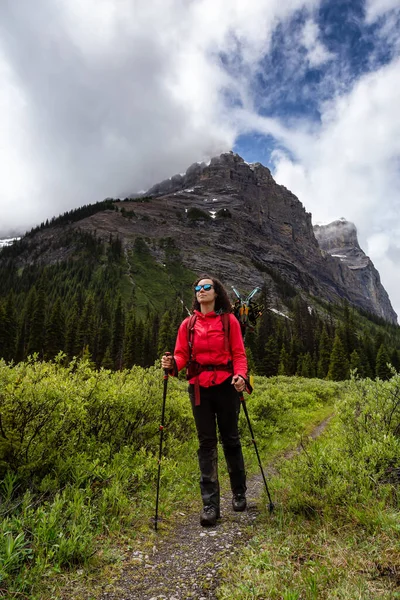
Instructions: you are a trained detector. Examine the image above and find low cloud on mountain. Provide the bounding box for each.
[0,0,399,315]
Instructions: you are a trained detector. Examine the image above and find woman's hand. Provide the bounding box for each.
[232,374,246,393]
[161,353,174,370]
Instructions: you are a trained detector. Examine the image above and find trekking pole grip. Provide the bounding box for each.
[163,351,172,378]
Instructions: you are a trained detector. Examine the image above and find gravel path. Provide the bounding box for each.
[97,417,332,600]
[99,474,264,600]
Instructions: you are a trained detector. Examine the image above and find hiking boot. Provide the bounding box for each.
[200,505,219,527]
[232,494,247,512]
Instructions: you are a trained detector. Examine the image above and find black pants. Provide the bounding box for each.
[189,378,247,510]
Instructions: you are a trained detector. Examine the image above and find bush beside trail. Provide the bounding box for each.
[219,374,400,600]
[280,374,400,516]
[0,356,195,595]
[0,355,193,485]
[0,358,340,598]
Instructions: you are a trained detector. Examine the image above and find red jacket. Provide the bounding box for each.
[173,310,248,387]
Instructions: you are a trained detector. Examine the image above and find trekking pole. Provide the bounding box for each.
[154,352,171,531]
[240,392,274,513]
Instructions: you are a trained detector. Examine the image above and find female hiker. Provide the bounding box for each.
[161,275,248,527]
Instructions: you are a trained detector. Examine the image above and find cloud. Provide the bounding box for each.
[365,0,400,57]
[365,0,400,22]
[367,232,390,258]
[1,0,400,318]
[300,19,334,67]
[0,0,319,237]
[0,48,41,235]
[267,56,400,317]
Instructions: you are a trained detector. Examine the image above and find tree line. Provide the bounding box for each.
[1,229,399,379]
[0,279,399,380]
[245,292,399,381]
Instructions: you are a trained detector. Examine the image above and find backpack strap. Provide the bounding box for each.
[222,312,230,352]
[187,314,197,363]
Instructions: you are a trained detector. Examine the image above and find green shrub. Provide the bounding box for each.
[0,357,194,488]
[279,374,400,516]
[0,364,341,596]
[242,376,341,447]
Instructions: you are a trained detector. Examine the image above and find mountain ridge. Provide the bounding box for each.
[1,152,397,324]
[133,151,396,323]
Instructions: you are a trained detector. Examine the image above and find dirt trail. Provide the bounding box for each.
[97,416,333,600]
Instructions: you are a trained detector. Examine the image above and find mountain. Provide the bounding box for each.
[1,151,400,377]
[0,152,397,324]
[313,219,395,323]
[142,153,397,323]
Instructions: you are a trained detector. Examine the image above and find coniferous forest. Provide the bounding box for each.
[1,226,400,381]
[1,221,400,599]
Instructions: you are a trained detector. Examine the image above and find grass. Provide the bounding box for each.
[217,507,400,599]
[31,376,339,599]
[4,368,398,599]
[216,375,400,599]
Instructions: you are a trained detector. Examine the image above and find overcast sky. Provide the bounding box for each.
[1,0,400,317]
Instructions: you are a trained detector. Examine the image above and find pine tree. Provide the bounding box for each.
[317,325,331,379]
[245,329,258,370]
[2,293,17,361]
[300,352,314,378]
[254,304,274,374]
[0,303,5,359]
[27,286,47,357]
[327,334,350,381]
[349,349,363,376]
[17,286,38,360]
[375,344,392,380]
[123,310,137,368]
[291,296,314,355]
[360,336,374,378]
[111,297,125,370]
[264,336,280,377]
[148,313,160,366]
[95,296,112,367]
[96,321,112,368]
[65,302,80,359]
[374,331,385,357]
[45,297,65,359]
[340,302,359,356]
[142,327,152,368]
[389,349,400,372]
[277,344,291,376]
[101,346,114,370]
[135,319,145,366]
[77,294,96,357]
[158,310,173,356]
[289,335,302,376]
[246,346,256,374]
[81,344,95,368]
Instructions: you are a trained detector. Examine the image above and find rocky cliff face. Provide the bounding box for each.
[314,219,395,322]
[3,152,397,324]
[136,151,396,323]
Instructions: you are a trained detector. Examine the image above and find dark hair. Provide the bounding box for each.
[191,274,232,313]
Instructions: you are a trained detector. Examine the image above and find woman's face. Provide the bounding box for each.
[195,278,217,306]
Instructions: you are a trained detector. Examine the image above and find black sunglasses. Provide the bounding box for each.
[194,284,214,292]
